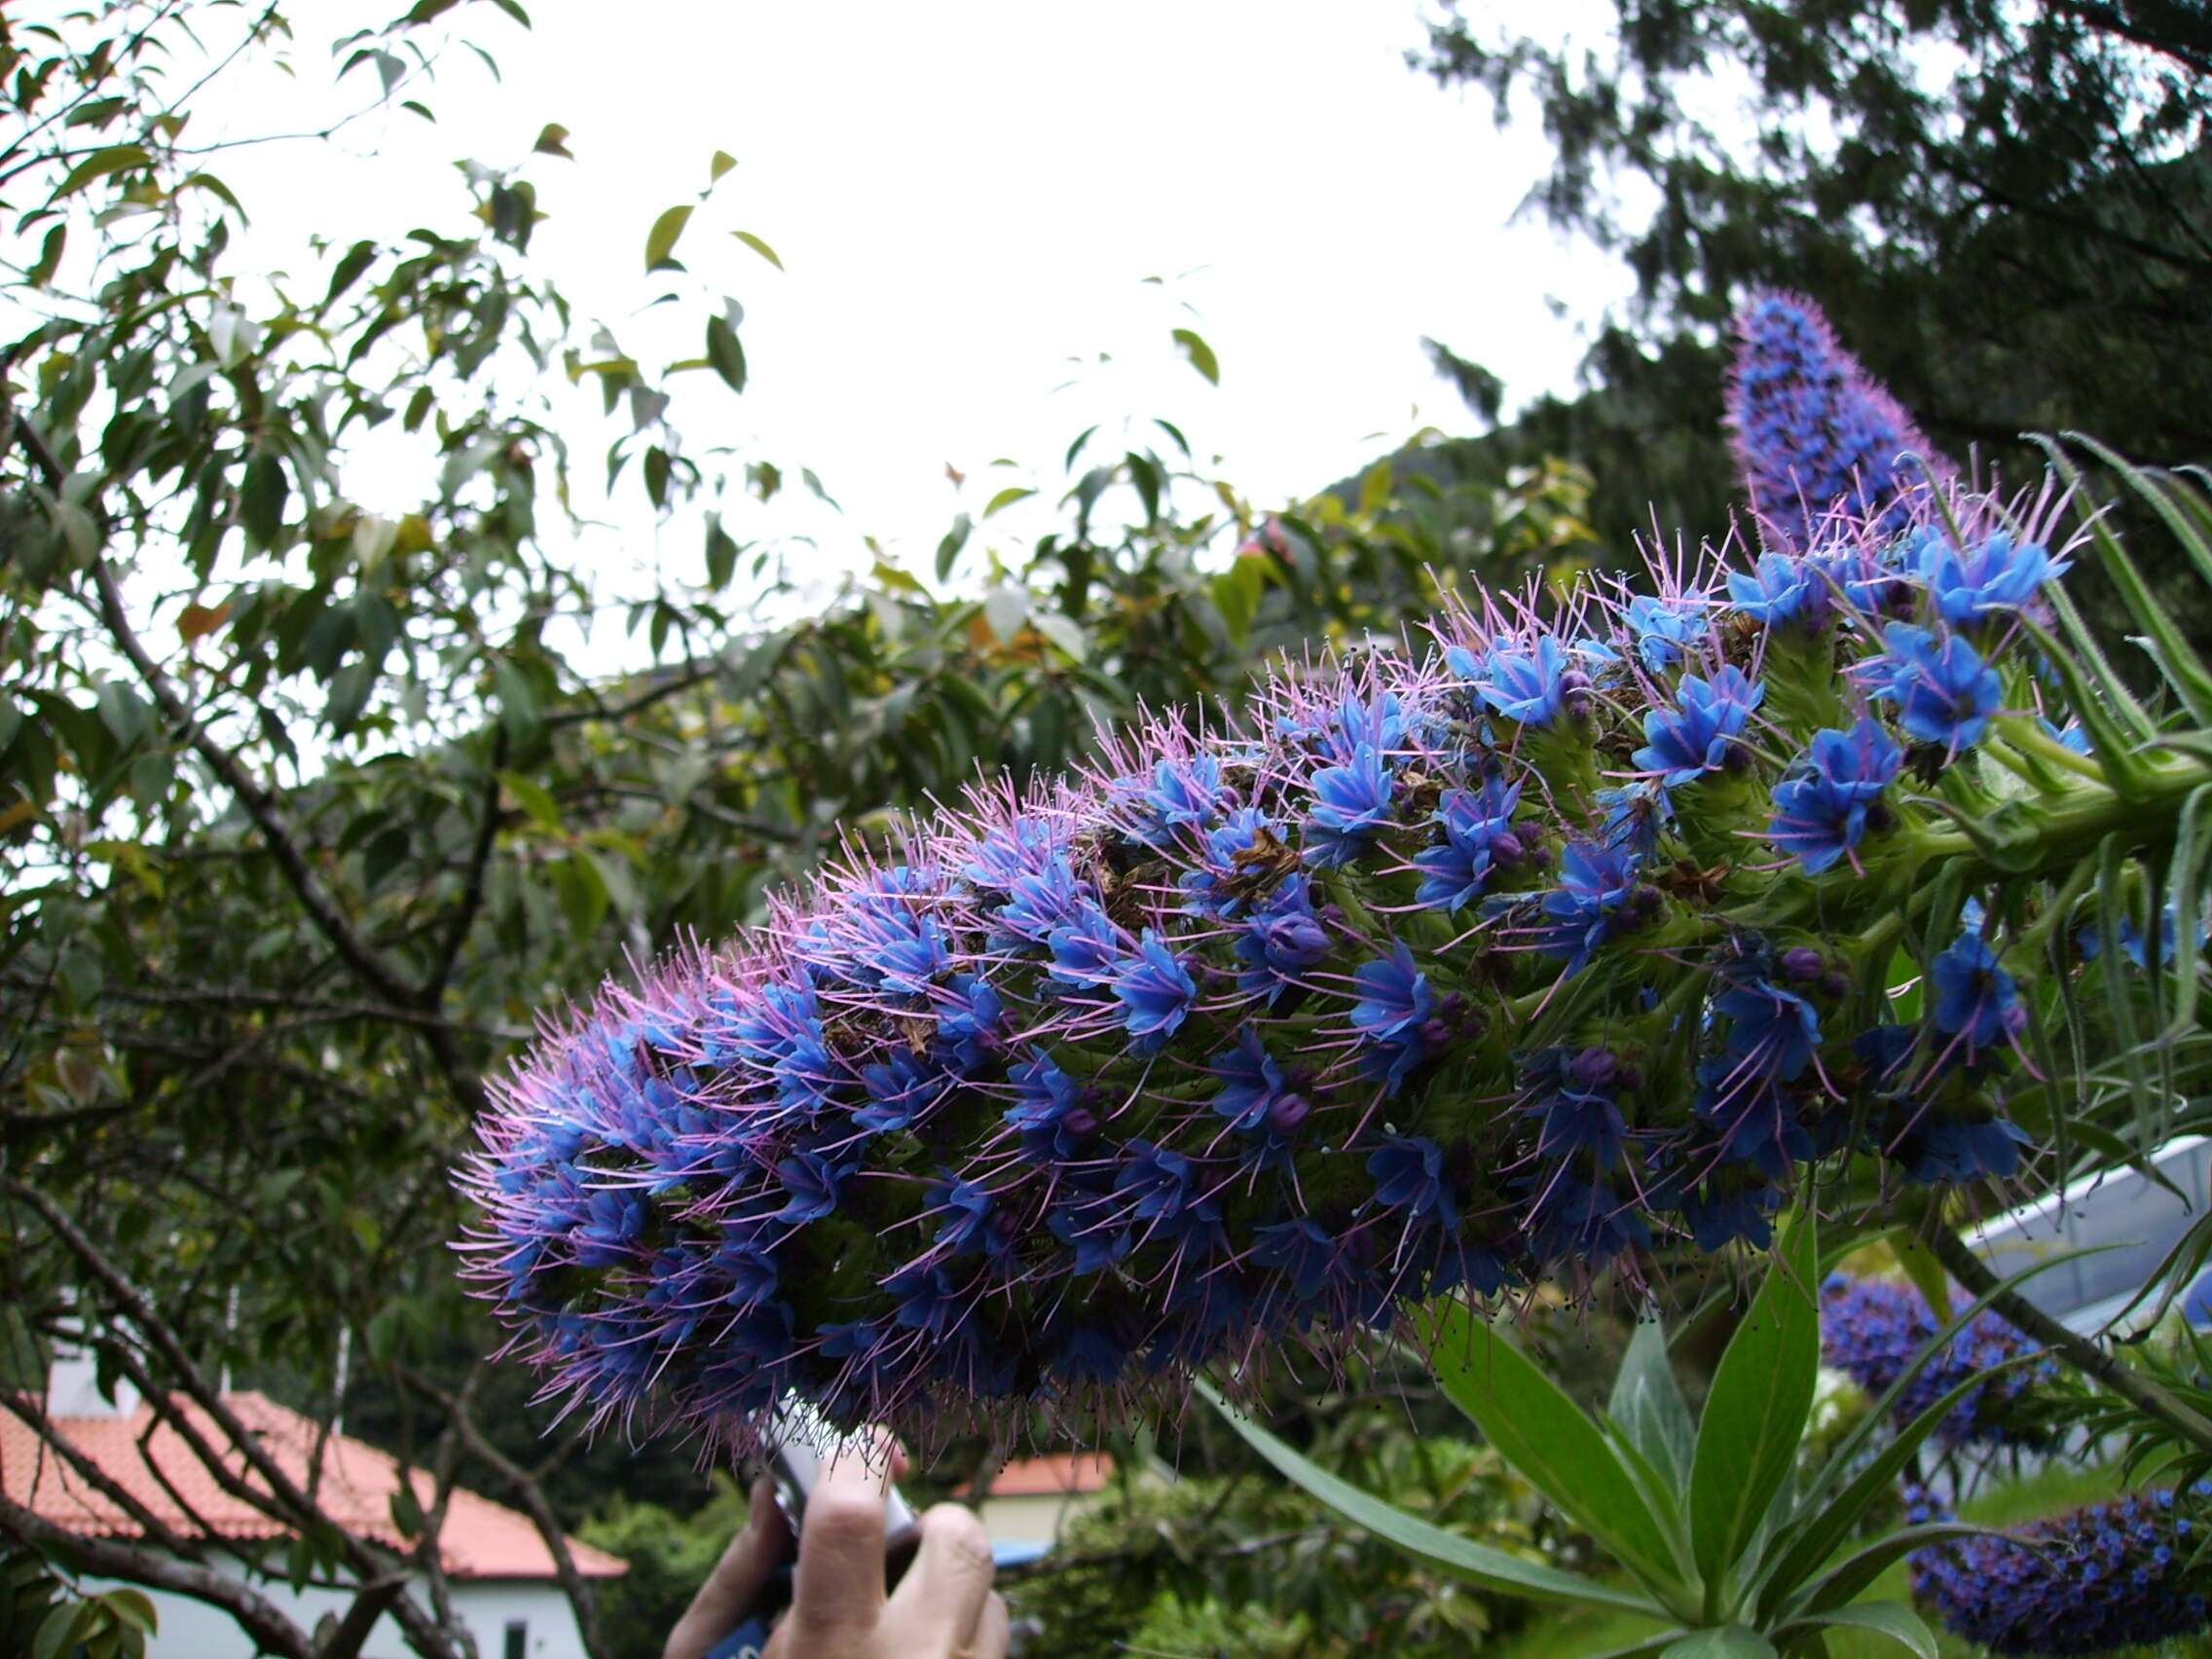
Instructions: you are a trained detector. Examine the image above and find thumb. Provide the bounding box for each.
[663,1479,792,1659]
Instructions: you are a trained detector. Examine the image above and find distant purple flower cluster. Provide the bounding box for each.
[1727,291,1950,550]
[1909,1484,2212,1655]
[1818,1275,2049,1448]
[457,299,2104,1456]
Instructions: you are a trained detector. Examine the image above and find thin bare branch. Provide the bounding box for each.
[0,1492,313,1659]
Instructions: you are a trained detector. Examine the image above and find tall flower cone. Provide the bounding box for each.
[458,309,2212,1462]
[1726,290,1952,551]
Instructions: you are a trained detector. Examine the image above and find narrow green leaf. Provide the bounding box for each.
[1811,1244,2109,1493]
[99,1589,156,1637]
[645,203,693,270]
[705,516,740,590]
[555,851,609,935]
[711,150,739,183]
[706,314,747,393]
[935,513,972,583]
[1170,326,1220,385]
[1891,1234,1952,1323]
[1608,1321,1696,1492]
[1428,1303,1691,1597]
[1788,1523,1991,1619]
[2065,433,2212,594]
[2031,437,2212,722]
[389,1481,425,1539]
[731,229,783,270]
[2017,615,2156,798]
[1660,1629,1774,1658]
[1210,558,1265,650]
[498,770,561,833]
[55,145,149,199]
[1588,1636,1690,1659]
[32,1603,92,1659]
[27,223,65,287]
[1196,1380,1666,1615]
[2161,783,2212,1042]
[323,240,378,308]
[1689,1213,1818,1597]
[982,486,1035,519]
[1755,1351,2044,1622]
[240,451,287,550]
[1780,1603,1935,1658]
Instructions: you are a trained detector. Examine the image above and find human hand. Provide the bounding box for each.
[663,1429,1007,1659]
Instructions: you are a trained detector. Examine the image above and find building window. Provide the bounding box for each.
[503,1621,528,1659]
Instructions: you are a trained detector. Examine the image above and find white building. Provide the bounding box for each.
[4,1368,624,1659]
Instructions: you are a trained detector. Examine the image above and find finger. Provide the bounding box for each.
[663,1479,790,1659]
[788,1425,898,1635]
[962,1591,1010,1659]
[884,1502,996,1653]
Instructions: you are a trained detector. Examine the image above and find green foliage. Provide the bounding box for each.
[3,1555,155,1659]
[1199,1217,2108,1657]
[1009,1407,1553,1659]
[0,5,1598,1654]
[574,1476,752,1659]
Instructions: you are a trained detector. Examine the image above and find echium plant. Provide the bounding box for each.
[1907,1484,2212,1657]
[457,296,2212,1527]
[1820,1274,2051,1452]
[1210,1216,2054,1656]
[1726,291,1949,550]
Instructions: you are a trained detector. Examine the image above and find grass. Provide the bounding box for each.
[1482,1456,2212,1659]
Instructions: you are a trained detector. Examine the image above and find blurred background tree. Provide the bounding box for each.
[1414,0,2211,569]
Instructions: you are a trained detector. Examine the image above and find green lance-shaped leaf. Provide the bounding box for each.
[1774,1602,1936,1659]
[1659,1629,1775,1659]
[1751,1349,2046,1624]
[1194,1378,1666,1617]
[1787,1523,1995,1621]
[706,314,747,393]
[1427,1301,1694,1602]
[1801,1245,2108,1509]
[1171,326,1219,385]
[731,230,783,270]
[1687,1211,1818,1606]
[240,451,288,550]
[645,203,693,271]
[2034,435,2212,723]
[1608,1320,1696,1493]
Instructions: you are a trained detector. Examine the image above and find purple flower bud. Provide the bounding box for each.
[1568,1046,1618,1092]
[1780,945,1825,982]
[1266,1092,1310,1134]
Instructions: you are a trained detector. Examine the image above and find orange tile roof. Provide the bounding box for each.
[954,1452,1116,1499]
[2,1391,624,1580]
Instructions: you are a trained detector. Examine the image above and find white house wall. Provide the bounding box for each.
[78,1560,594,1659]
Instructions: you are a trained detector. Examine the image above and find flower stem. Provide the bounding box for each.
[1919,1214,2212,1458]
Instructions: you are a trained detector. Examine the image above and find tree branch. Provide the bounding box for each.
[79,547,419,1009]
[1921,1219,2212,1457]
[394,1366,610,1659]
[8,411,489,1118]
[425,729,508,1007]
[1,1178,465,1659]
[0,1388,198,1558]
[0,1492,313,1659]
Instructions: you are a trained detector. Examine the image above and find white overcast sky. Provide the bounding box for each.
[198,1,1632,598]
